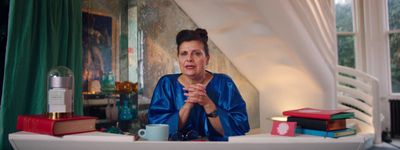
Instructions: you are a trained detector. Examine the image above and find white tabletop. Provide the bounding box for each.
[229,133,367,143]
[9,131,367,150]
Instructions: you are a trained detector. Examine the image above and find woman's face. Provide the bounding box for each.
[178,40,209,78]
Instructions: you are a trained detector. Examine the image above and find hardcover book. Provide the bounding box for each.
[295,128,356,138]
[283,108,354,120]
[287,117,346,131]
[16,115,96,136]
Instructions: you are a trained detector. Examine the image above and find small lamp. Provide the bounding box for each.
[270,116,288,122]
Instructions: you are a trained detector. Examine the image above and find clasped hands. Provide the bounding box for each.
[183,84,214,109]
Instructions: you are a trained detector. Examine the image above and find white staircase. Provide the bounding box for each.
[337,65,382,144]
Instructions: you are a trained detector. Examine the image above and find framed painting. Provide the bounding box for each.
[82,9,117,92]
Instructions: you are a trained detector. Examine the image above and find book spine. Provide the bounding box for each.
[332,129,356,137]
[283,112,330,120]
[327,119,346,131]
[16,116,56,135]
[295,128,332,137]
[288,117,346,131]
[288,117,326,131]
[331,112,355,120]
[296,128,356,138]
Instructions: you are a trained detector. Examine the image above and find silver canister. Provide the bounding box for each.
[47,66,74,119]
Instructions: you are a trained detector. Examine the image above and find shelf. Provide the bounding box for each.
[83,98,118,106]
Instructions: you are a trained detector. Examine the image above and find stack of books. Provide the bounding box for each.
[283,108,356,138]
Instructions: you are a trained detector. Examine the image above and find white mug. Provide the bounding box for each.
[138,124,169,141]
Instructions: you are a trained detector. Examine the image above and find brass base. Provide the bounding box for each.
[47,112,74,119]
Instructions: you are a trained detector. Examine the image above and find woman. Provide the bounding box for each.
[148,28,249,141]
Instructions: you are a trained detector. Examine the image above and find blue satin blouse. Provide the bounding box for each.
[148,72,250,141]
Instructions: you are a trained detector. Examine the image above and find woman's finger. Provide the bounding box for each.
[184,92,196,97]
[190,84,206,90]
[195,83,206,89]
[186,97,198,103]
[185,90,207,98]
[187,85,206,94]
[185,98,196,103]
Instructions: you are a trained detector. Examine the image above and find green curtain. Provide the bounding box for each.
[0,0,82,149]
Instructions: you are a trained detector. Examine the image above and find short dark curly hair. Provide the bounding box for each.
[176,28,209,57]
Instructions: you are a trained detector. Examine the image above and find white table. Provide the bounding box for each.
[9,131,367,150]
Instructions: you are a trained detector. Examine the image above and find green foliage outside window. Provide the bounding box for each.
[388,0,400,30]
[335,1,353,32]
[389,0,400,93]
[390,33,400,93]
[335,0,355,68]
[337,35,355,68]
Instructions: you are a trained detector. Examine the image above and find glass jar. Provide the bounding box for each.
[118,94,133,132]
[101,72,116,94]
[47,66,74,119]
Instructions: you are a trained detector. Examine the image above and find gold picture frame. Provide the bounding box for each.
[82,9,118,92]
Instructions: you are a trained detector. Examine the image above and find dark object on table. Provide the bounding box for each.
[382,128,392,143]
[83,93,106,99]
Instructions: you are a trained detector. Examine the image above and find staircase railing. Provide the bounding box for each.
[337,65,381,144]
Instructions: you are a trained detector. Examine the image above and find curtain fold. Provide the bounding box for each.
[0,0,82,149]
[288,0,337,75]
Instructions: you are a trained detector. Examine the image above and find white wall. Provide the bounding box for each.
[175,0,336,132]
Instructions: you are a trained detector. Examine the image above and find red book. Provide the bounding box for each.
[16,115,97,136]
[282,108,354,120]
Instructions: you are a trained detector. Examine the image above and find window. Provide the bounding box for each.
[388,0,400,93]
[335,0,356,68]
